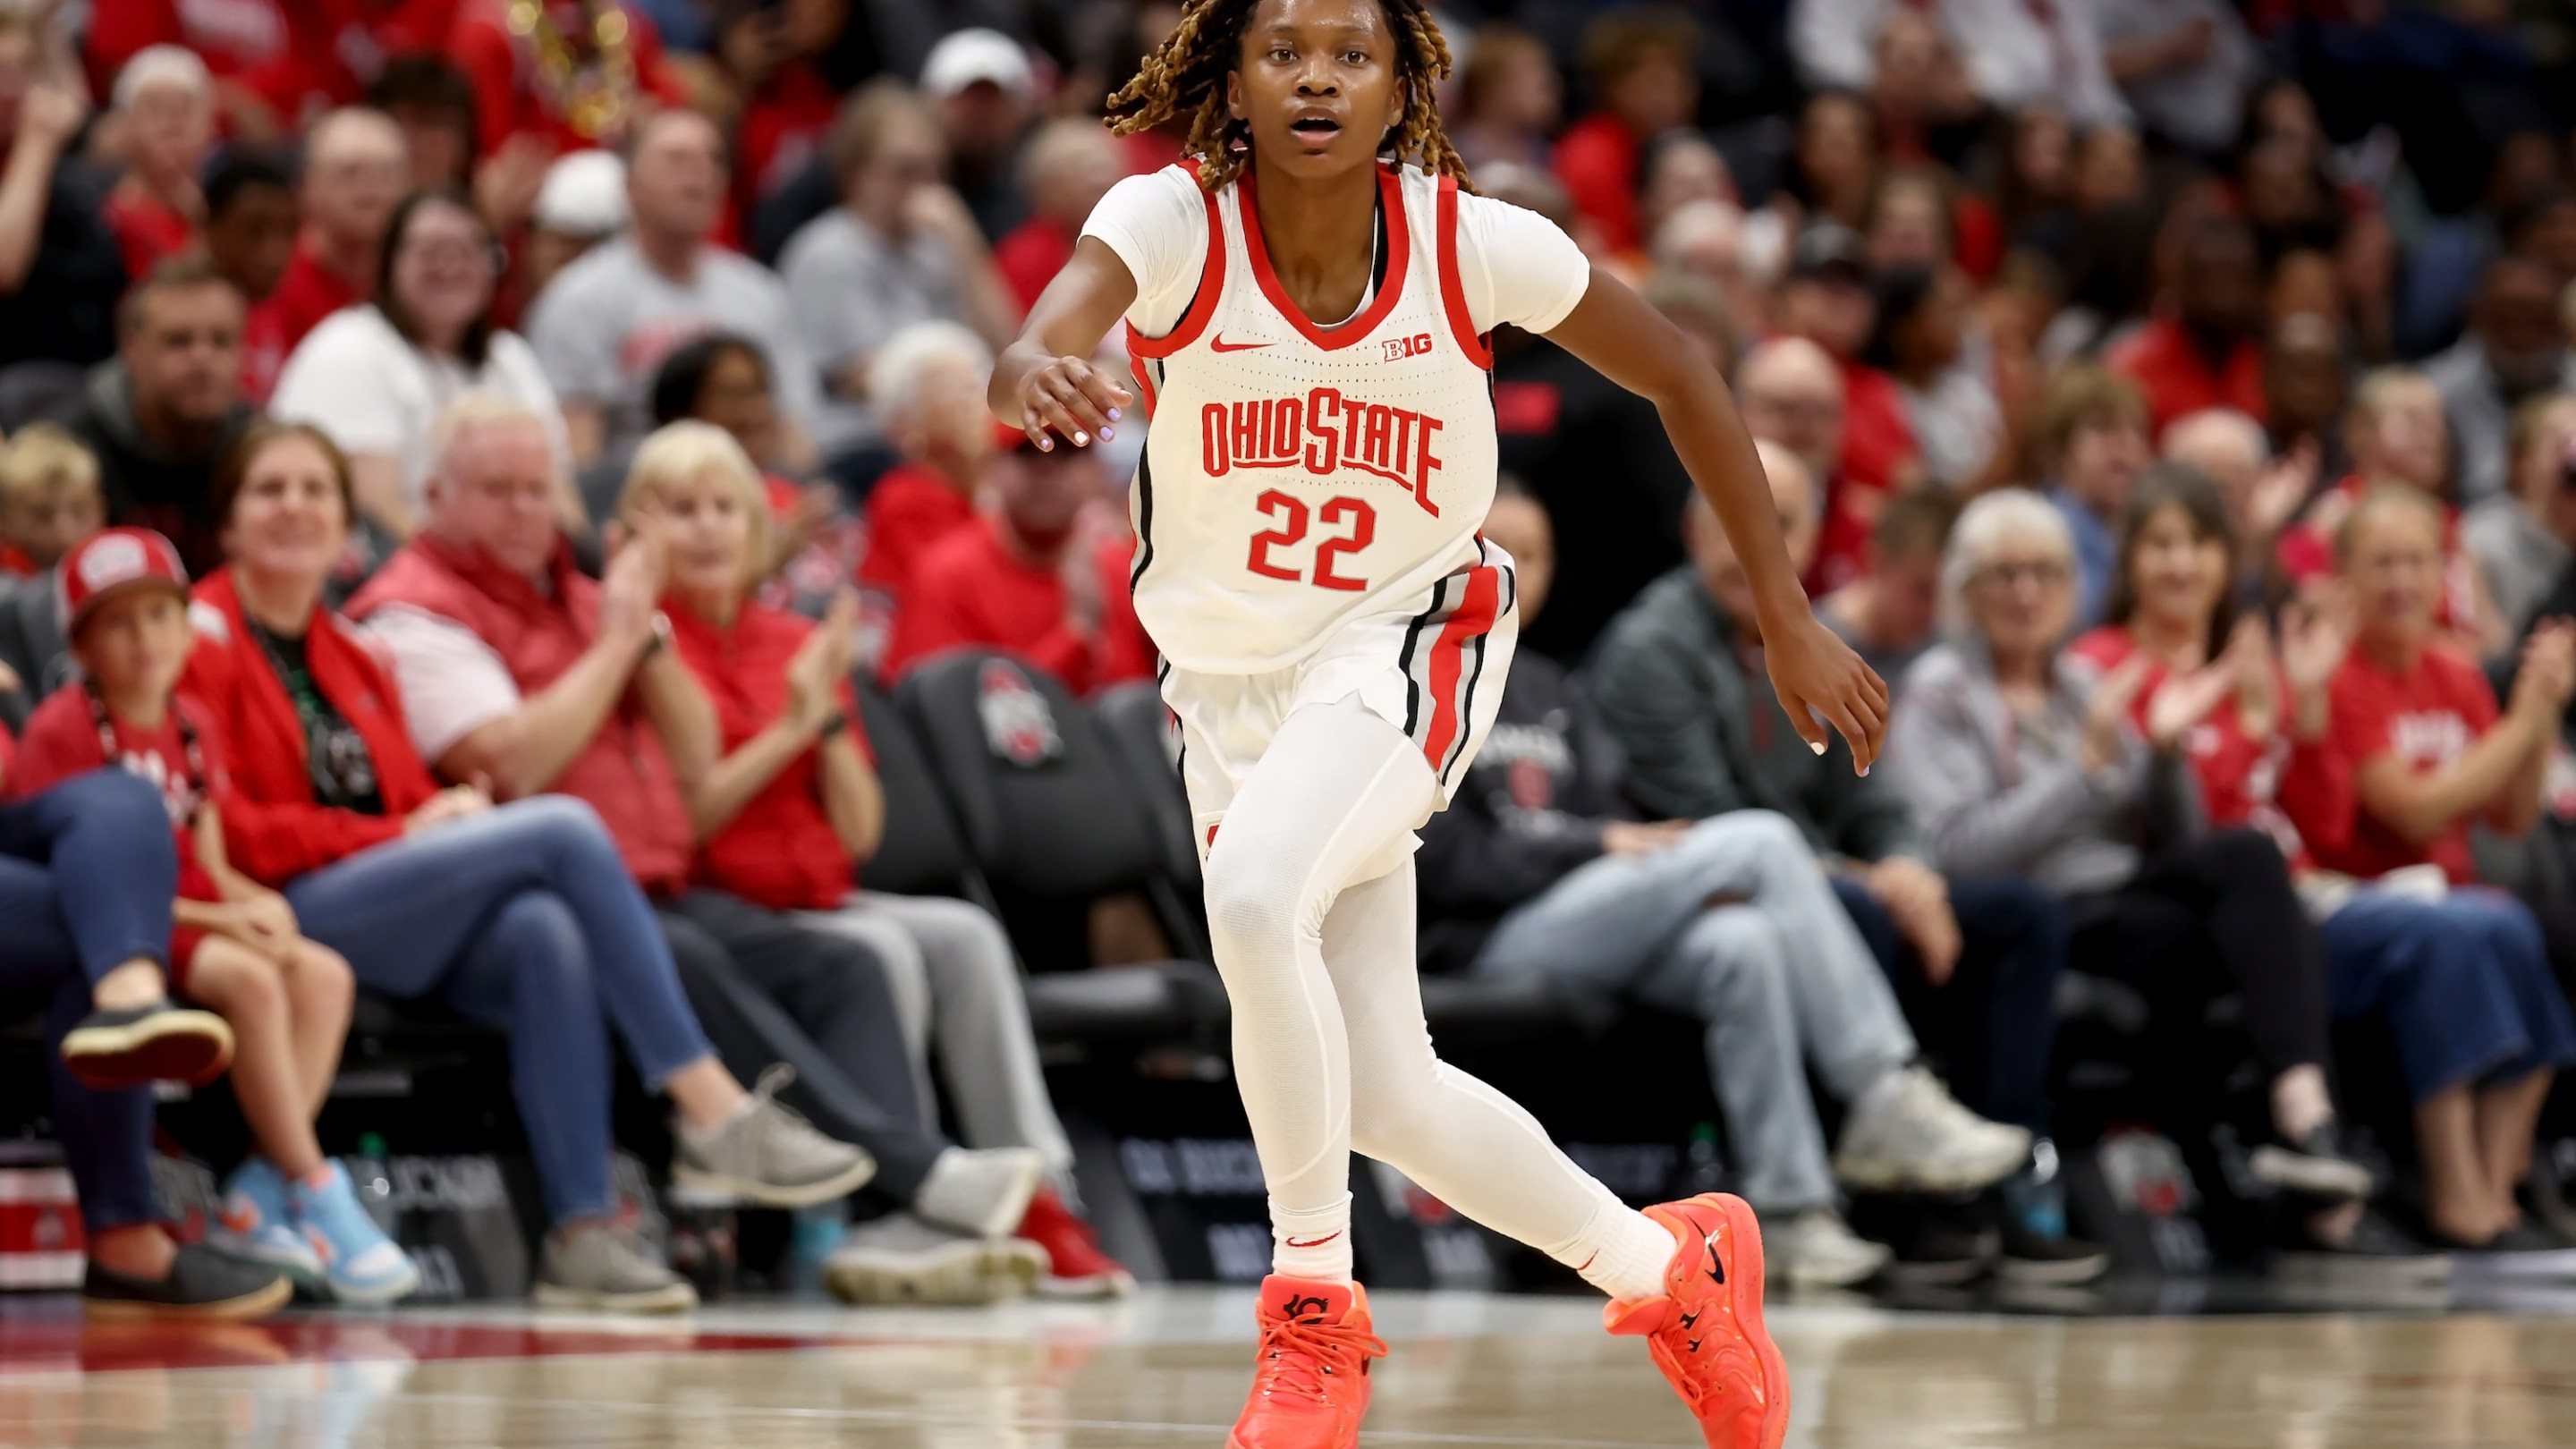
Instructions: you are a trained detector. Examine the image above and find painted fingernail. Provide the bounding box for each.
[1809,740,1827,756]
[1073,431,1089,445]
[1860,766,1871,777]
[1107,408,1123,420]
[1099,426,1115,440]
[1039,437,1054,451]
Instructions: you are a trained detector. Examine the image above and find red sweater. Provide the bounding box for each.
[181,567,439,886]
[880,515,1155,695]
[668,598,868,910]
[2307,642,2500,884]
[857,463,978,603]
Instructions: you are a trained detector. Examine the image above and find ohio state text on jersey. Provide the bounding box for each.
[1124,163,1501,674]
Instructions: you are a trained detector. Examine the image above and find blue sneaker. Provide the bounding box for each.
[291,1161,420,1305]
[221,1157,323,1290]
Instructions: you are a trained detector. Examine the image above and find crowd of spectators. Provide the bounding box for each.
[4,0,2576,1315]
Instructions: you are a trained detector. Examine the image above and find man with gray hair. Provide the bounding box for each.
[352,396,1058,1304]
[1590,438,2090,1283]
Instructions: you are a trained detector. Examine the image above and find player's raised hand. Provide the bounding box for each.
[1012,353,1132,452]
[1765,613,1890,772]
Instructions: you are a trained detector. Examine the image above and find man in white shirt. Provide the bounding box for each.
[526,110,823,472]
[1790,0,2128,130]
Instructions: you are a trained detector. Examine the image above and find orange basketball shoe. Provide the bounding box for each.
[1226,1275,1389,1449]
[1603,1193,1790,1449]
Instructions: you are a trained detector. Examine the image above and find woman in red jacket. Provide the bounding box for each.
[184,420,875,1311]
[621,419,1131,1299]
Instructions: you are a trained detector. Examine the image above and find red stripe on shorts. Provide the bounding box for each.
[1419,564,1500,774]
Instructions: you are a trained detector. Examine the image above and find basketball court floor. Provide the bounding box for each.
[5,1284,2574,1447]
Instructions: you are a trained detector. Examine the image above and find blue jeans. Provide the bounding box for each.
[1834,877,2067,1134]
[1474,811,1918,1213]
[283,797,715,1224]
[2323,886,2576,1102]
[0,769,178,1231]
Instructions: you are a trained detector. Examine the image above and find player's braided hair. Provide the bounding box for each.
[1105,0,1471,194]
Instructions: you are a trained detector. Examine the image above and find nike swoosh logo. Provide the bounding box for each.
[1284,1232,1342,1249]
[1705,1237,1725,1285]
[1211,335,1271,352]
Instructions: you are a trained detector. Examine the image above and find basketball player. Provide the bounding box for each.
[990,2,1887,1445]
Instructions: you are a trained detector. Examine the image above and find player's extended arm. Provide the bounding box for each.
[1544,267,1890,767]
[988,236,1140,448]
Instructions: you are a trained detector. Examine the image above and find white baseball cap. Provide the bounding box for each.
[920,29,1034,102]
[533,149,629,236]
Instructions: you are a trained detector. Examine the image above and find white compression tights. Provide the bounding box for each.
[1199,696,1669,1295]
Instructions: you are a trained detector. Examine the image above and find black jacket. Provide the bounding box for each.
[1416,651,1632,974]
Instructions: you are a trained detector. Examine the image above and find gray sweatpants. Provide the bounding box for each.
[795,892,1077,1191]
[1472,810,1915,1213]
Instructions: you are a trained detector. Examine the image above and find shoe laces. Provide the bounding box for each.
[743,1063,828,1140]
[1251,1309,1387,1403]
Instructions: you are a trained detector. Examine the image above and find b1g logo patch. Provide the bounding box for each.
[1381,332,1436,361]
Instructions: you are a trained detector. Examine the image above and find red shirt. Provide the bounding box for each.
[668,598,867,910]
[858,463,978,603]
[88,0,452,132]
[2275,479,2482,642]
[12,686,225,910]
[2106,317,2267,437]
[1552,113,1641,255]
[239,299,290,404]
[2313,643,2499,884]
[733,60,838,214]
[103,188,194,285]
[259,239,366,357]
[450,0,685,158]
[993,215,1074,316]
[880,515,1156,696]
[1809,360,1920,595]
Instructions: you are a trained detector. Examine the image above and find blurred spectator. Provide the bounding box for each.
[1784,89,1877,233]
[1435,484,2042,1289]
[782,82,1016,481]
[448,0,686,158]
[1775,227,1920,587]
[1553,6,1699,256]
[1882,488,2377,1203]
[200,150,297,402]
[0,14,125,371]
[2095,0,2255,157]
[1649,199,1763,336]
[1861,165,1956,276]
[2035,365,2151,630]
[2276,368,2504,658]
[991,119,1128,317]
[1865,265,1999,491]
[349,398,1048,1303]
[99,46,212,284]
[0,422,103,575]
[2264,310,2351,469]
[2465,394,2576,634]
[368,55,479,198]
[261,107,406,356]
[2108,215,2267,435]
[718,0,846,221]
[1792,0,2126,128]
[879,424,1150,695]
[2428,255,2574,508]
[527,108,822,470]
[56,254,250,574]
[273,191,579,542]
[1863,10,1982,167]
[1589,447,2081,1282]
[2163,406,2317,600]
[1635,134,1733,267]
[630,421,1132,1299]
[1992,105,2072,249]
[1736,336,1853,590]
[523,149,626,307]
[854,320,990,607]
[919,28,1036,244]
[1822,487,1955,681]
[647,335,860,616]
[1449,23,1560,174]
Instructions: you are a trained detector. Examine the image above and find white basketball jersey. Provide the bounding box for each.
[1124,163,1501,674]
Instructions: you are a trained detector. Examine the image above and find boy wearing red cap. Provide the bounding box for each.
[13,529,419,1305]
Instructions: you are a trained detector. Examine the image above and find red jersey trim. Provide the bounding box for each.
[1127,352,1159,419]
[1236,163,1411,352]
[1124,167,1227,361]
[1434,175,1493,370]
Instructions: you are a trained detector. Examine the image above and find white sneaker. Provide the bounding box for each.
[912,1147,1044,1240]
[1833,1066,2033,1193]
[1765,1208,1892,1289]
[822,1212,1045,1305]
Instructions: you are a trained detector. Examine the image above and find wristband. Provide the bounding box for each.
[639,610,673,661]
[813,710,849,740]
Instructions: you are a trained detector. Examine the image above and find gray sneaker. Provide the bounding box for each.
[532,1224,698,1314]
[912,1147,1044,1240]
[1765,1208,1893,1290]
[822,1212,1046,1306]
[672,1064,877,1208]
[1833,1066,2034,1194]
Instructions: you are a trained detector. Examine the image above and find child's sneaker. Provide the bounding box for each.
[61,1001,233,1089]
[290,1161,420,1305]
[218,1157,323,1291]
[1604,1193,1791,1449]
[1226,1275,1387,1449]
